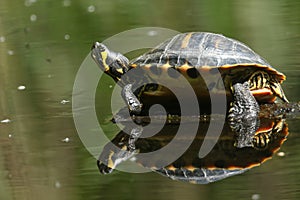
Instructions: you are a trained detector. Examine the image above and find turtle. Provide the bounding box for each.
[97,115,288,184]
[91,32,289,117]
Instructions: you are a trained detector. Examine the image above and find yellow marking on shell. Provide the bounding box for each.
[175,63,192,73]
[100,51,110,72]
[181,32,194,49]
[162,62,172,68]
[184,165,197,171]
[255,122,274,134]
[155,63,173,74]
[178,63,190,68]
[201,66,215,70]
[226,165,258,170]
[143,64,152,69]
[166,165,177,171]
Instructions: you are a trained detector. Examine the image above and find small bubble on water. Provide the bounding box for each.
[8,134,13,138]
[0,36,5,42]
[60,99,70,104]
[251,194,260,200]
[64,34,70,40]
[277,151,285,157]
[17,85,26,90]
[7,50,14,55]
[62,137,70,143]
[62,0,71,7]
[24,1,30,7]
[1,119,11,123]
[55,181,61,188]
[87,5,95,13]
[30,14,37,22]
[7,173,13,179]
[109,85,113,88]
[24,0,37,7]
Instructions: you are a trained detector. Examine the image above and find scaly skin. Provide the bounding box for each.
[97,126,143,174]
[228,82,260,148]
[121,84,143,114]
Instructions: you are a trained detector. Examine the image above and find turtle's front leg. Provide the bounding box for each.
[97,126,143,174]
[228,82,260,148]
[121,84,143,114]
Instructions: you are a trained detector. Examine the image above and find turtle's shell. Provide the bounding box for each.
[132,32,280,68]
[126,32,286,110]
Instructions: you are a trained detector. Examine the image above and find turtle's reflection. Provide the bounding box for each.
[97,115,288,184]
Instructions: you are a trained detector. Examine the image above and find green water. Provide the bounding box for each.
[0,0,299,200]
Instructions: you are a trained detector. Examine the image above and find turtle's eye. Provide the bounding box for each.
[109,59,126,76]
[115,53,129,72]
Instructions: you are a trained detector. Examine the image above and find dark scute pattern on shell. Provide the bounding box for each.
[167,67,181,78]
[149,64,162,75]
[131,32,272,68]
[186,68,200,78]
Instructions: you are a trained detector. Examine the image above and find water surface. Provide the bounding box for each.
[0,0,299,200]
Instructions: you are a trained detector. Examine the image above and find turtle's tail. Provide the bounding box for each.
[270,81,289,103]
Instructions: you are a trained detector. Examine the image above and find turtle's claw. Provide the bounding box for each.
[128,99,142,114]
[122,84,143,114]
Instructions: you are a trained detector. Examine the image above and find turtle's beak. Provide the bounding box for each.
[92,42,106,51]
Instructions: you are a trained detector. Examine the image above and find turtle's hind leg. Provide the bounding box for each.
[229,82,260,119]
[121,84,143,114]
[228,82,260,148]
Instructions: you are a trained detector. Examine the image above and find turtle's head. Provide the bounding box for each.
[91,42,129,82]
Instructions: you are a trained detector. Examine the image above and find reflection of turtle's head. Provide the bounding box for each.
[91,42,129,82]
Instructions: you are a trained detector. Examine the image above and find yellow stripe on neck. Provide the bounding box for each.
[101,51,110,72]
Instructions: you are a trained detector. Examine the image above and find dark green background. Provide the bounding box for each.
[0,0,299,199]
